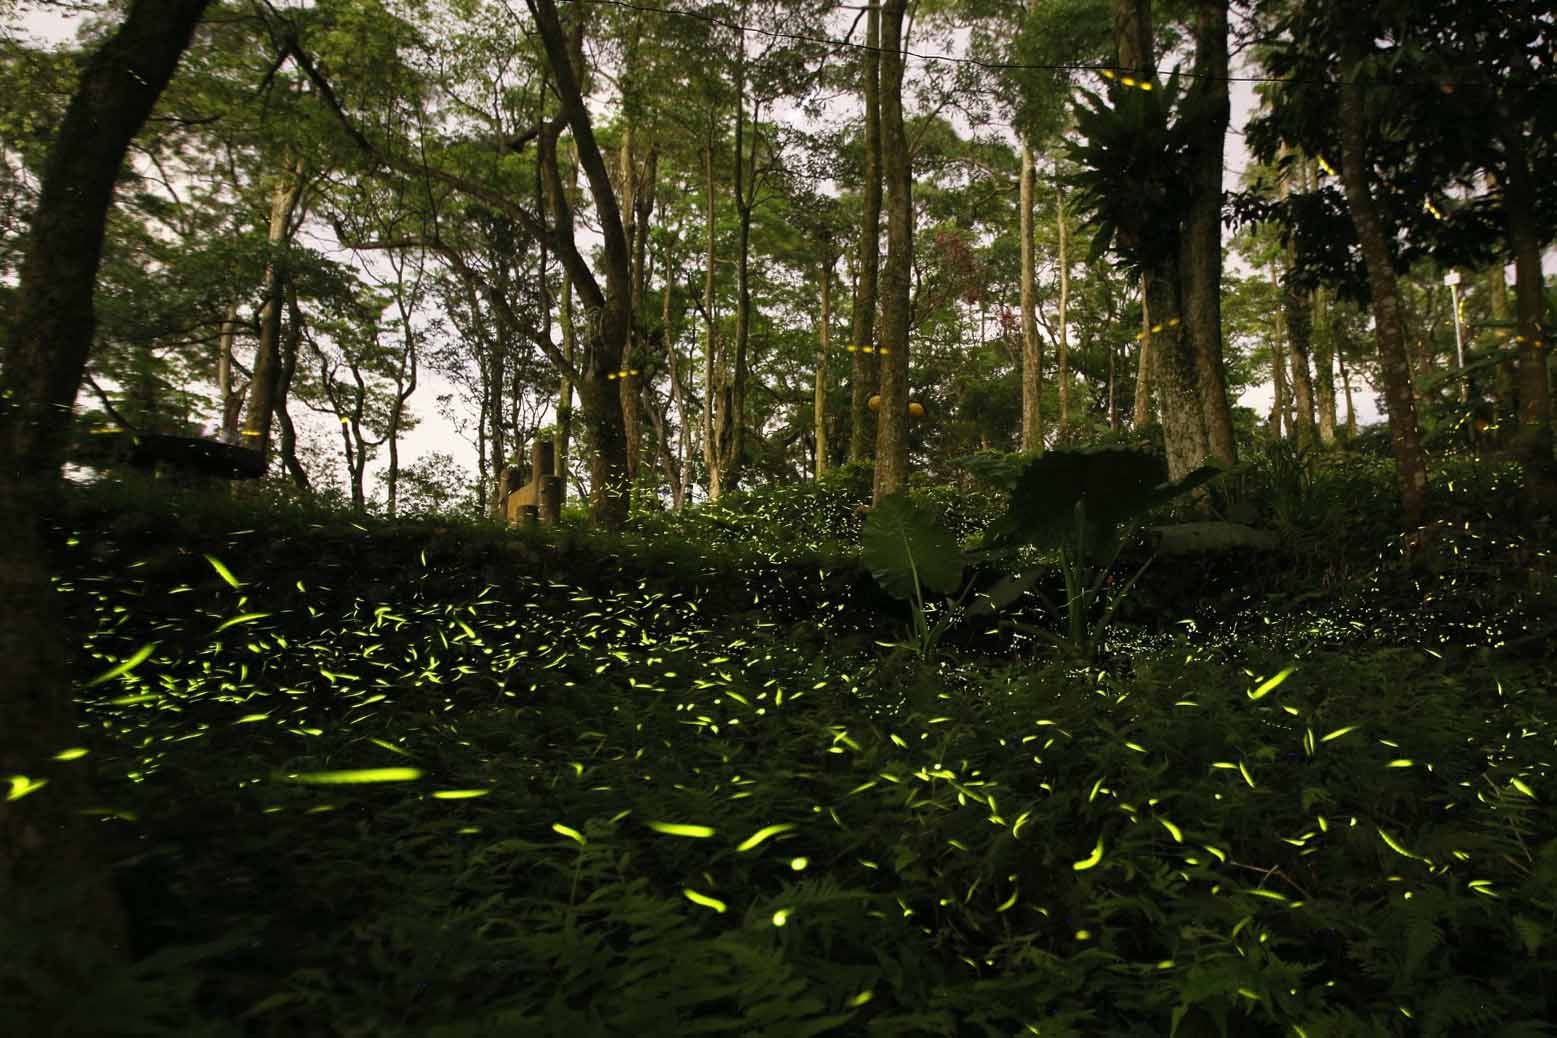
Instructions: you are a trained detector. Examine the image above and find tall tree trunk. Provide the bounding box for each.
[1487,254,1517,439]
[700,133,724,500]
[1180,0,1236,467]
[384,270,419,518]
[726,48,756,495]
[557,153,579,504]
[276,277,311,491]
[1146,264,1208,478]
[618,122,649,486]
[815,244,835,478]
[531,0,633,528]
[1498,120,1557,513]
[1133,273,1151,428]
[216,299,245,444]
[849,0,883,464]
[0,0,210,968]
[239,151,305,469]
[1115,0,1205,478]
[1018,141,1042,450]
[1283,269,1316,447]
[658,274,690,510]
[1269,320,1287,440]
[1278,156,1316,447]
[1337,346,1357,439]
[1311,283,1338,444]
[873,0,912,501]
[553,21,583,506]
[1055,168,1071,441]
[1338,32,1427,527]
[1108,335,1119,430]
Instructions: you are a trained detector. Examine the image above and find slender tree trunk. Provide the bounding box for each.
[1312,282,1338,444]
[1499,121,1557,513]
[1270,335,1287,439]
[1056,168,1071,441]
[1267,263,1288,439]
[1019,142,1042,450]
[556,154,579,505]
[276,278,310,491]
[1338,346,1357,439]
[658,275,690,509]
[239,152,305,469]
[1278,158,1316,448]
[216,299,245,444]
[1284,273,1316,448]
[849,0,882,464]
[1180,0,1236,467]
[1482,205,1519,441]
[1133,273,1151,429]
[815,245,835,478]
[726,52,756,495]
[1338,32,1427,527]
[0,0,211,966]
[873,0,912,500]
[1108,337,1120,430]
[385,276,419,519]
[1487,255,1517,439]
[618,122,642,485]
[700,133,723,500]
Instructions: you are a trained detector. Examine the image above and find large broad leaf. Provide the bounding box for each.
[862,493,965,603]
[981,448,1220,556]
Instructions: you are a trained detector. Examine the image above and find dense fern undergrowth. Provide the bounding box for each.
[9,449,1557,1038]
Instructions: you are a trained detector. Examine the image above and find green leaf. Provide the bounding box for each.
[862,493,964,602]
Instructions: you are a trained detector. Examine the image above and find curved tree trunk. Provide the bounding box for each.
[239,151,306,470]
[0,0,211,967]
[530,0,633,528]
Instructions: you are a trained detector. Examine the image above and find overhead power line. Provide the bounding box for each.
[569,0,1484,89]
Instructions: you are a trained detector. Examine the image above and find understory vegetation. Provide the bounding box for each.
[8,448,1557,1038]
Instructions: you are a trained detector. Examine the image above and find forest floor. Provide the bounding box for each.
[10,454,1557,1038]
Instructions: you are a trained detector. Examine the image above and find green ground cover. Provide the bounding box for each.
[8,452,1557,1038]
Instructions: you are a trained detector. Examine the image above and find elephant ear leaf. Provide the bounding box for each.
[1079,448,1169,527]
[862,493,965,602]
[966,568,1044,619]
[1139,464,1221,514]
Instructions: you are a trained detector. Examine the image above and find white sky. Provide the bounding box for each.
[13,1,1396,500]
